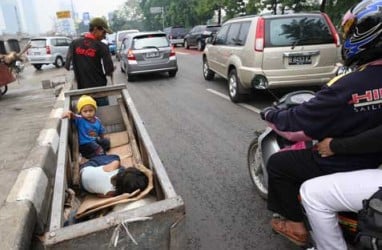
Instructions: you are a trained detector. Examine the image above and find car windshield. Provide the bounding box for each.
[206,26,220,33]
[267,16,334,47]
[133,35,169,49]
[30,39,47,48]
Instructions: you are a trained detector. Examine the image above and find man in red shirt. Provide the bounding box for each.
[65,17,114,90]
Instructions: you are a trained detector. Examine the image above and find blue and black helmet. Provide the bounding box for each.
[341,0,382,66]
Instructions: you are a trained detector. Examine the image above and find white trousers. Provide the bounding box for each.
[300,169,382,250]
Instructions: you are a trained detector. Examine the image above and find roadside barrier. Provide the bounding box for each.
[0,82,71,249]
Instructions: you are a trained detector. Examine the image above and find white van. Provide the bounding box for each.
[115,29,139,61]
[27,36,72,70]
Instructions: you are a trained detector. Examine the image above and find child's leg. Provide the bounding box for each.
[97,138,111,152]
[79,142,104,159]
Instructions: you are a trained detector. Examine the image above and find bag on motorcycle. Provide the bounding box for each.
[356,187,382,249]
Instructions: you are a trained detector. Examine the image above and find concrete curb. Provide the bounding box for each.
[0,82,71,250]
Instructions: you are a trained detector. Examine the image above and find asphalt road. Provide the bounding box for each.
[113,48,300,250]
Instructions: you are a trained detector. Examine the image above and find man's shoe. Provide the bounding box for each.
[271,218,308,246]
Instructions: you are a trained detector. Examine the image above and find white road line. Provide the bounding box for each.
[176,51,189,55]
[206,88,261,114]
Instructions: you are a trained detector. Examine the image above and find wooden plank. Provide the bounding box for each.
[121,89,177,198]
[71,124,80,189]
[64,84,126,98]
[49,97,70,231]
[118,98,142,165]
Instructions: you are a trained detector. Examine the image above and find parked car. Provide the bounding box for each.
[202,13,342,102]
[163,26,187,47]
[115,29,140,61]
[27,36,72,70]
[184,24,221,51]
[119,31,178,81]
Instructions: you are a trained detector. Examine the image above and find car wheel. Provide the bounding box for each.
[168,70,177,77]
[184,40,189,49]
[203,58,214,80]
[247,135,268,200]
[0,85,8,96]
[33,64,42,70]
[197,40,204,51]
[228,68,245,103]
[54,57,64,68]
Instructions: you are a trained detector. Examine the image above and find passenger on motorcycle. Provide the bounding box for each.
[300,124,382,250]
[260,0,382,246]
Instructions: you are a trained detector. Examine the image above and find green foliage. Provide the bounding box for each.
[108,0,360,33]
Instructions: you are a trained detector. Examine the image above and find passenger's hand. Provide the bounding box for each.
[260,106,277,120]
[317,138,334,157]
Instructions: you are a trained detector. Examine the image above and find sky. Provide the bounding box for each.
[33,0,127,34]
[70,0,126,18]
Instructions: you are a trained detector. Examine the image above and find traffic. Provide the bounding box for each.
[1,0,382,249]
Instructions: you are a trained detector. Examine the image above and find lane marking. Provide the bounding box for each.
[206,88,261,114]
[176,51,189,55]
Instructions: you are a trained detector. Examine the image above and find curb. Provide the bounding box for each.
[0,82,71,250]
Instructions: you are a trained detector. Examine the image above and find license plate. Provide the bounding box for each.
[146,52,159,58]
[288,55,312,65]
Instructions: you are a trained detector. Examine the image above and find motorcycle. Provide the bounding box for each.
[246,90,361,249]
[0,43,30,97]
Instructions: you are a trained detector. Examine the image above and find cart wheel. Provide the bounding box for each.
[0,85,8,96]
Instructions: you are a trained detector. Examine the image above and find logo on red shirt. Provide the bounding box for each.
[75,47,96,57]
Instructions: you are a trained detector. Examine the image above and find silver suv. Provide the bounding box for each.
[27,36,71,70]
[202,13,342,102]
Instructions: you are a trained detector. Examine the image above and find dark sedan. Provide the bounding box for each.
[184,24,221,51]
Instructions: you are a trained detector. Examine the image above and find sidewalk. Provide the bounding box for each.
[0,66,71,249]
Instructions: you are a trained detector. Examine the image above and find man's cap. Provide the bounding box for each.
[89,17,112,34]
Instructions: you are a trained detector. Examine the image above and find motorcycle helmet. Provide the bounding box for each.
[76,95,97,113]
[341,0,382,66]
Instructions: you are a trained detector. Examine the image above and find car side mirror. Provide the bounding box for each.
[209,34,217,44]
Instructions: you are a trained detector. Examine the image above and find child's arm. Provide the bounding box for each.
[62,110,74,119]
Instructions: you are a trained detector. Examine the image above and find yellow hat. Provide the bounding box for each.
[77,95,97,112]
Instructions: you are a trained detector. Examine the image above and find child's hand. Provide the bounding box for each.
[62,111,73,119]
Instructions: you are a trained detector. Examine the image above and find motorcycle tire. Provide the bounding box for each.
[0,85,8,96]
[247,133,268,200]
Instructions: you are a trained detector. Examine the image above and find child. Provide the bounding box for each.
[80,154,149,197]
[62,95,110,159]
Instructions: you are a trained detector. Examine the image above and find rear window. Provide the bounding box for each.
[171,27,186,36]
[133,35,170,49]
[266,16,334,47]
[30,39,47,48]
[118,32,129,41]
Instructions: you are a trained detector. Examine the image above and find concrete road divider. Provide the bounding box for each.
[0,82,71,250]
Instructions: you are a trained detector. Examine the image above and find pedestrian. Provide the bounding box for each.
[62,95,110,159]
[65,17,114,105]
[260,0,382,246]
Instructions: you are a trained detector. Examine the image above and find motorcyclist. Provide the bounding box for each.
[300,124,382,250]
[260,0,382,246]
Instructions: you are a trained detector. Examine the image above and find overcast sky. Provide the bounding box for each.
[70,0,126,18]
